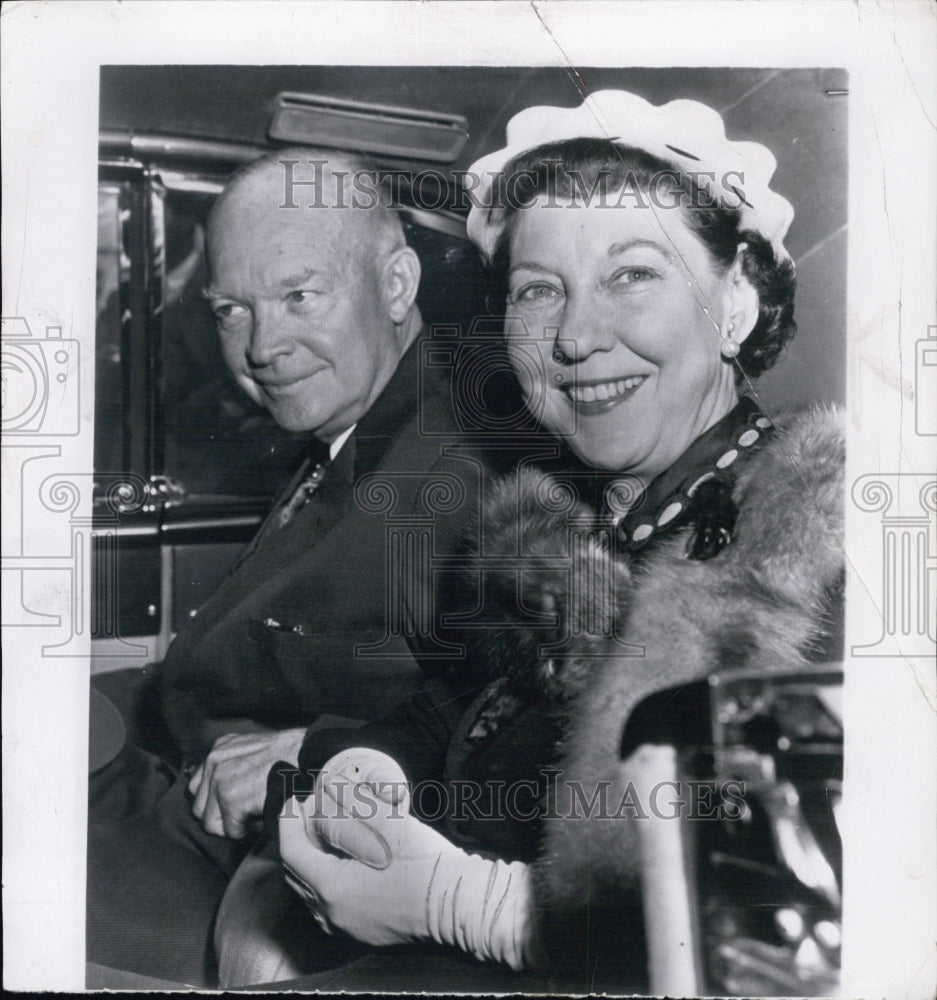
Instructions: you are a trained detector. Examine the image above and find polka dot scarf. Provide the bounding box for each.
[606,397,775,561]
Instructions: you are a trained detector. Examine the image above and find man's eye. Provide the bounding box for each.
[286,290,319,305]
[213,303,248,323]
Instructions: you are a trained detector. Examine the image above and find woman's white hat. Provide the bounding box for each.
[465,90,794,263]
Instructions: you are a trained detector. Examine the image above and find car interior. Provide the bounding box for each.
[90,65,847,993]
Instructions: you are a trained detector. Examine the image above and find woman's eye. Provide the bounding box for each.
[510,283,563,306]
[612,267,656,286]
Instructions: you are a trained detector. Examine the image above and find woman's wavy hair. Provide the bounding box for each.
[486,137,797,382]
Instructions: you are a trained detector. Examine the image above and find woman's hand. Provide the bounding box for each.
[278,748,533,968]
[279,747,441,945]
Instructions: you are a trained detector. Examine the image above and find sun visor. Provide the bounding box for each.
[268,92,468,164]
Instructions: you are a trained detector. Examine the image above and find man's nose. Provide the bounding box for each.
[247,306,294,367]
[555,293,618,363]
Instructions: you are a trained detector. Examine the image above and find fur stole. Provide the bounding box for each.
[465,404,845,970]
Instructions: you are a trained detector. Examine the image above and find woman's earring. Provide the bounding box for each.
[552,347,567,364]
[721,321,740,359]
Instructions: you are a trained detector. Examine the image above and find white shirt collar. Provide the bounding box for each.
[329,424,356,461]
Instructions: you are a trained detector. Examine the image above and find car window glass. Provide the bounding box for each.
[94,185,127,474]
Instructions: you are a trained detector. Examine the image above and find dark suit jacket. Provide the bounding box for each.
[160,336,503,761]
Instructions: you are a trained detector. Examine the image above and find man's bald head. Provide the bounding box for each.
[203,147,422,440]
[207,147,406,274]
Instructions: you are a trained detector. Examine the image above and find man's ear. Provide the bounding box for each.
[720,251,760,345]
[381,245,421,324]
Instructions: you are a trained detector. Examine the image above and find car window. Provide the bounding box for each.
[95,184,126,473]
[94,168,492,503]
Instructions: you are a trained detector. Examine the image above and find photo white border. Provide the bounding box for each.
[2,1,935,993]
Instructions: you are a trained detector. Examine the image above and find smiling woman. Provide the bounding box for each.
[486,130,796,479]
[260,90,846,994]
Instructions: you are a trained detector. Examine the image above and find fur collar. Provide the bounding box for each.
[521,403,846,970]
[462,403,844,703]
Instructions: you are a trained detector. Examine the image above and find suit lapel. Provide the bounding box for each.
[351,332,424,480]
[228,332,425,574]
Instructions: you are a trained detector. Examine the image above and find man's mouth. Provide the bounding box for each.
[561,375,648,412]
[257,377,303,389]
[255,368,324,391]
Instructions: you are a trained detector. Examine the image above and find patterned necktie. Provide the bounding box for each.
[276,440,331,530]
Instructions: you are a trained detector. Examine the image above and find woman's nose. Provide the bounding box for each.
[247,306,294,367]
[556,294,618,362]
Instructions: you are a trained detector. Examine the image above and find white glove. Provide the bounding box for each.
[278,747,533,969]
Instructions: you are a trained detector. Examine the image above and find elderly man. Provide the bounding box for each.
[87,149,498,986]
[163,150,427,837]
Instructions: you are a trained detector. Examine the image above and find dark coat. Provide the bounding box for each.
[160,338,504,762]
[289,403,845,981]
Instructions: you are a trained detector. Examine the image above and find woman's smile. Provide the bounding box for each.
[558,374,648,413]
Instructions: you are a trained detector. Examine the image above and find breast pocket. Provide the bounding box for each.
[247,617,422,723]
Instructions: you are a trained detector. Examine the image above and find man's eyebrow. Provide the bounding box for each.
[201,267,327,301]
[278,268,324,287]
[608,238,673,260]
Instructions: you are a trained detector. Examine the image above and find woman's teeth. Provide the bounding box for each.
[565,376,645,403]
